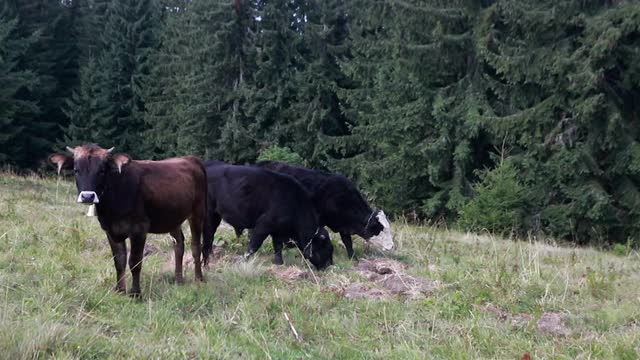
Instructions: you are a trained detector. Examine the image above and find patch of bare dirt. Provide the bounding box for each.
[263,257,439,301]
[353,257,440,299]
[143,244,162,258]
[580,331,599,341]
[340,283,391,300]
[379,274,440,298]
[511,313,534,329]
[482,302,510,320]
[479,302,533,330]
[269,266,314,282]
[204,246,226,267]
[161,251,195,274]
[537,312,572,337]
[354,258,407,275]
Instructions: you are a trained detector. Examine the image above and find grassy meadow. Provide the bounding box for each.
[1,173,639,359]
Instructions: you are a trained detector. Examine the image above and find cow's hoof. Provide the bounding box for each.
[272,257,284,265]
[175,276,184,285]
[128,290,141,299]
[113,285,126,294]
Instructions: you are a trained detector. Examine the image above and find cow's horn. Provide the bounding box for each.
[66,146,75,154]
[106,147,115,153]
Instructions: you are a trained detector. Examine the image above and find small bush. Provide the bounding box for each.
[458,159,532,236]
[257,145,305,166]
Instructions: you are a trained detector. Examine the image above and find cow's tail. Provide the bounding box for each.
[196,158,211,266]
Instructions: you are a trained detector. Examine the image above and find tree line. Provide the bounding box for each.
[2,0,639,245]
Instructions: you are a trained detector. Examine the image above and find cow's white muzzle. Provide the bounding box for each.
[77,191,100,204]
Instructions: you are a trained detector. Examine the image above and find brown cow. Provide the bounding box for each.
[49,144,207,296]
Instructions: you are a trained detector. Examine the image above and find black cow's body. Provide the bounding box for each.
[255,161,385,259]
[202,164,333,269]
[50,145,207,296]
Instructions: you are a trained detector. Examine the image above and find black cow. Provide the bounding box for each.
[202,164,333,270]
[49,144,207,296]
[255,161,392,259]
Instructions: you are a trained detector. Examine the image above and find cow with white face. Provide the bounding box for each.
[254,161,394,259]
[49,144,208,297]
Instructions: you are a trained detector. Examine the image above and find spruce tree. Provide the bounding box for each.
[63,56,116,146]
[329,0,490,215]
[477,0,640,242]
[283,0,351,164]
[65,0,161,155]
[102,0,161,155]
[146,0,254,160]
[3,0,79,167]
[0,6,39,165]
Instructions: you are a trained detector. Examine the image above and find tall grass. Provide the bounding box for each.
[1,173,639,358]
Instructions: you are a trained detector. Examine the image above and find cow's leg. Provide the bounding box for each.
[244,229,269,259]
[170,228,185,284]
[188,217,204,282]
[107,232,127,293]
[340,232,357,260]
[202,212,221,268]
[272,235,286,265]
[128,233,147,297]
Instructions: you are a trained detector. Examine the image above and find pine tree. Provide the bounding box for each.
[283,0,351,164]
[102,0,161,155]
[328,0,490,215]
[477,0,640,242]
[65,0,161,155]
[63,56,116,146]
[146,0,254,160]
[0,6,39,165]
[2,0,80,167]
[74,0,111,58]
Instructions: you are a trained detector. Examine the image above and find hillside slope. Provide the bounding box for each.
[0,174,638,358]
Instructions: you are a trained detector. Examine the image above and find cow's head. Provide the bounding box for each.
[365,210,394,251]
[48,144,131,204]
[304,227,334,270]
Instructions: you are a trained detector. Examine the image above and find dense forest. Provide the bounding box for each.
[1,0,639,245]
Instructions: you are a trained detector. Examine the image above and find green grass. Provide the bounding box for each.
[1,173,639,359]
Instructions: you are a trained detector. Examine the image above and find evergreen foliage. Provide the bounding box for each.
[3,0,640,244]
[0,6,39,164]
[458,157,532,236]
[256,145,304,166]
[65,0,161,155]
[476,0,640,242]
[145,0,253,160]
[1,0,79,167]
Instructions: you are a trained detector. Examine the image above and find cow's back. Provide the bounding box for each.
[207,164,316,231]
[255,161,373,232]
[134,156,207,233]
[256,161,331,196]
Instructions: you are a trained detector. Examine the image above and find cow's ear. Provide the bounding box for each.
[111,153,131,174]
[48,153,73,175]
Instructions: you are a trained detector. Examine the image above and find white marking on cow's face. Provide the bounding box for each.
[77,191,100,204]
[367,210,394,251]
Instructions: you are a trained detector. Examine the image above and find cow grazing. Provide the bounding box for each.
[255,161,393,259]
[49,144,207,296]
[202,164,333,270]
